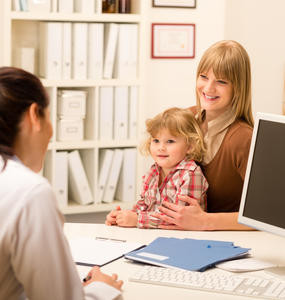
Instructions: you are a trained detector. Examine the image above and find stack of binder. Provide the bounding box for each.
[39,22,104,80]
[97,149,123,203]
[125,237,250,272]
[97,148,136,204]
[99,86,138,141]
[13,0,51,12]
[38,21,137,80]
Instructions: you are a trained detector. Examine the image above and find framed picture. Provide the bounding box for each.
[152,0,196,8]
[151,23,195,59]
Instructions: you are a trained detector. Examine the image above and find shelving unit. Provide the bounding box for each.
[0,0,145,215]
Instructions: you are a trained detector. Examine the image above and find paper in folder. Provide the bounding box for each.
[124,237,250,272]
[69,237,144,267]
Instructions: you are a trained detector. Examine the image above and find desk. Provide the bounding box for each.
[64,223,285,300]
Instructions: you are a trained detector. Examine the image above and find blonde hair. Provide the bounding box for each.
[141,107,206,162]
[196,40,254,127]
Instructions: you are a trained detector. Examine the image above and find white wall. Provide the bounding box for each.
[143,0,285,122]
[225,0,285,116]
[140,0,285,173]
[139,0,226,172]
[143,0,226,119]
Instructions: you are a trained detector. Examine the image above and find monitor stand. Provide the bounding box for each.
[265,266,285,279]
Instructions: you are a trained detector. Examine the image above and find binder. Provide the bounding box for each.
[19,0,28,11]
[114,24,138,79]
[57,0,74,13]
[27,0,51,12]
[51,0,57,11]
[12,0,21,11]
[13,47,35,74]
[96,149,114,204]
[103,23,119,79]
[113,24,129,79]
[62,22,72,80]
[102,149,123,203]
[128,86,138,139]
[39,22,62,79]
[74,0,95,13]
[125,237,250,272]
[54,151,68,207]
[72,23,88,80]
[114,86,128,140]
[128,24,138,78]
[68,150,93,205]
[99,87,113,140]
[88,23,104,79]
[115,148,136,202]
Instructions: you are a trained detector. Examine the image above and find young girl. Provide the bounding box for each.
[105,107,208,228]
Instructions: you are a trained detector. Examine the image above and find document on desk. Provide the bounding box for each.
[125,237,250,272]
[68,237,144,267]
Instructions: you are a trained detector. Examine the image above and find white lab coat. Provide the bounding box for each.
[0,157,121,300]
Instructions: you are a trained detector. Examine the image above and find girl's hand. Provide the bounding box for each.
[116,210,138,227]
[105,206,121,226]
[83,266,123,291]
[153,195,208,230]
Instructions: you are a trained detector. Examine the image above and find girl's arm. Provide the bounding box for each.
[133,198,163,229]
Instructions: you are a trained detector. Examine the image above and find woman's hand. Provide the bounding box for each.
[83,266,123,291]
[105,206,121,226]
[116,210,138,227]
[153,195,209,230]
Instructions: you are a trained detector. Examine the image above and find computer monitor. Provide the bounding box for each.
[238,112,285,276]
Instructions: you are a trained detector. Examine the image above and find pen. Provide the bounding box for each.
[83,275,91,282]
[95,236,126,242]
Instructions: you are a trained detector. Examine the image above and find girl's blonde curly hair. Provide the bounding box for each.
[140,107,206,162]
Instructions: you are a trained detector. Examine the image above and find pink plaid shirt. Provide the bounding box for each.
[133,159,209,229]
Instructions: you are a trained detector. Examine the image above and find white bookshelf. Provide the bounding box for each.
[0,0,145,215]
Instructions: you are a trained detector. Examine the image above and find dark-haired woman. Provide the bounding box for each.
[0,67,122,300]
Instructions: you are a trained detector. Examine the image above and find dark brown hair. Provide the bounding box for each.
[0,67,49,168]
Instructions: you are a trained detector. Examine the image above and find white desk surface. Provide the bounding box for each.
[64,223,285,300]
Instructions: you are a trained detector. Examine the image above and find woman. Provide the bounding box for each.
[0,67,122,300]
[154,40,254,230]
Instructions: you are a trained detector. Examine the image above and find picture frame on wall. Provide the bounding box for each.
[151,23,195,59]
[152,0,196,8]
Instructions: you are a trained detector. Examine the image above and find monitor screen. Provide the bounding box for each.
[238,112,285,237]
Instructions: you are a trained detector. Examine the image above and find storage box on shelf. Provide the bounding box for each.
[1,0,144,215]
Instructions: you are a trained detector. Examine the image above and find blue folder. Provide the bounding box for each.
[125,237,250,271]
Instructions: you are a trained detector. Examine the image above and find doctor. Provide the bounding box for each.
[0,67,123,300]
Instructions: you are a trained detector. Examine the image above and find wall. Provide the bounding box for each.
[139,0,227,173]
[140,0,285,174]
[225,0,285,116]
[143,0,226,119]
[143,0,285,120]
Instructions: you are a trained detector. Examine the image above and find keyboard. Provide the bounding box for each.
[129,266,285,299]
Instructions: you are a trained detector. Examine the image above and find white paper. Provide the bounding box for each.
[68,237,143,266]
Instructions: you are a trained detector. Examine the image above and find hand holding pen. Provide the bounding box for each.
[82,266,123,291]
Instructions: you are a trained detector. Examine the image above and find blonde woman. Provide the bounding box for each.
[105,107,208,228]
[155,40,254,231]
